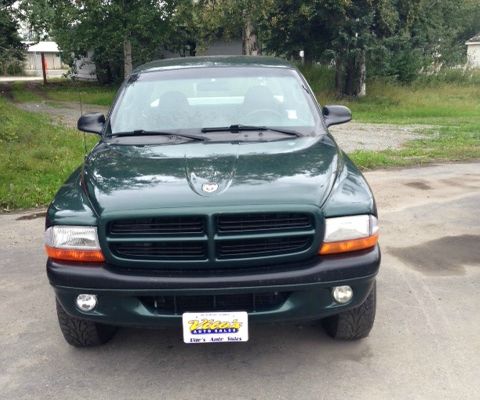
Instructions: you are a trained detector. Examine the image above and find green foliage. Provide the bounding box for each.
[261,0,480,92]
[21,0,181,82]
[0,0,25,75]
[0,97,98,209]
[298,64,336,94]
[259,0,344,62]
[260,0,402,95]
[18,0,480,87]
[165,0,273,56]
[369,0,480,81]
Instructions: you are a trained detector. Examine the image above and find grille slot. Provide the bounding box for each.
[217,212,312,234]
[106,212,316,265]
[217,236,312,259]
[141,292,290,314]
[109,216,205,235]
[110,242,207,260]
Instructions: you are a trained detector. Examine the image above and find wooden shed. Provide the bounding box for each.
[466,33,480,68]
[25,41,67,76]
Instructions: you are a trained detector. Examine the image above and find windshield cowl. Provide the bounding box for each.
[104,129,319,146]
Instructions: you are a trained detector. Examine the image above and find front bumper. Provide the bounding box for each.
[48,245,380,327]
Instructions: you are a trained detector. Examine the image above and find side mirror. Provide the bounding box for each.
[77,113,105,134]
[323,105,352,127]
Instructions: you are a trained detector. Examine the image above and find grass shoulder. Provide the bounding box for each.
[0,97,98,210]
[10,80,117,106]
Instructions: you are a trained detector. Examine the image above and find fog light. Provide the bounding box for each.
[76,294,97,311]
[332,286,353,304]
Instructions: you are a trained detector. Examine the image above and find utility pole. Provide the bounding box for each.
[41,52,47,85]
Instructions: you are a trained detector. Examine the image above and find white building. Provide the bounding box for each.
[466,33,480,68]
[24,41,68,77]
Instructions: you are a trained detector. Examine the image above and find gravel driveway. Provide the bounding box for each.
[1,162,479,400]
[16,100,429,152]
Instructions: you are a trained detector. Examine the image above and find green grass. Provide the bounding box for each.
[322,80,480,125]
[301,64,480,124]
[302,66,480,168]
[11,80,117,106]
[0,97,98,210]
[342,81,480,169]
[350,123,480,169]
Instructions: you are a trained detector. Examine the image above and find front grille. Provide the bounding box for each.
[140,292,290,314]
[105,211,317,266]
[217,236,312,259]
[217,212,312,234]
[109,216,205,235]
[110,241,207,260]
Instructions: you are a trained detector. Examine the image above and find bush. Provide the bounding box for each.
[414,69,480,86]
[0,101,19,143]
[0,60,25,76]
[298,64,336,94]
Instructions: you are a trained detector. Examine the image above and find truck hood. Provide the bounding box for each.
[82,136,340,216]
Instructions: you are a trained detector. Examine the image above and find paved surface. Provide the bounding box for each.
[0,76,45,82]
[1,162,479,400]
[0,71,68,82]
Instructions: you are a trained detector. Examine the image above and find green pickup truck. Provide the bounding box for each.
[45,56,380,347]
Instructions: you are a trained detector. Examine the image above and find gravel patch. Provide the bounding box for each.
[329,122,431,152]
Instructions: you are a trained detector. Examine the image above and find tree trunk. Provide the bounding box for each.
[242,14,260,55]
[358,50,367,97]
[336,51,367,98]
[123,38,133,78]
[41,52,47,85]
[335,56,345,97]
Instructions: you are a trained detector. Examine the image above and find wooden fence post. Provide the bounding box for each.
[41,52,47,84]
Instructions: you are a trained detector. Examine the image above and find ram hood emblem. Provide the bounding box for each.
[202,182,219,193]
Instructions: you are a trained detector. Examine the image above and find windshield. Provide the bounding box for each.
[109,67,320,136]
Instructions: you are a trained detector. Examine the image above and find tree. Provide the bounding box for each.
[125,0,273,59]
[260,0,480,96]
[260,0,380,96]
[0,0,25,75]
[21,0,180,82]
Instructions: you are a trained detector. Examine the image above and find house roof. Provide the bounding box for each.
[134,56,294,74]
[466,33,480,44]
[27,41,60,53]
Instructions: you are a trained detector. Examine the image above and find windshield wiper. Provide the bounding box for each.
[201,124,302,137]
[109,130,207,141]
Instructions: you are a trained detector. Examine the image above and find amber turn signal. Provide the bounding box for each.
[45,245,105,262]
[319,234,379,255]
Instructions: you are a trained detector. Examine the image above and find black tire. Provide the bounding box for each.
[56,299,117,347]
[323,281,376,340]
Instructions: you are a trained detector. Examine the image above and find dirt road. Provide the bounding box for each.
[1,162,479,400]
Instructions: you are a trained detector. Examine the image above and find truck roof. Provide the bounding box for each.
[133,56,294,74]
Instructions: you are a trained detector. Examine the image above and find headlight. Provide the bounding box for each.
[319,215,378,255]
[44,226,105,262]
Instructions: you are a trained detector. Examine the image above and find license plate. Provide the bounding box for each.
[182,311,249,344]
